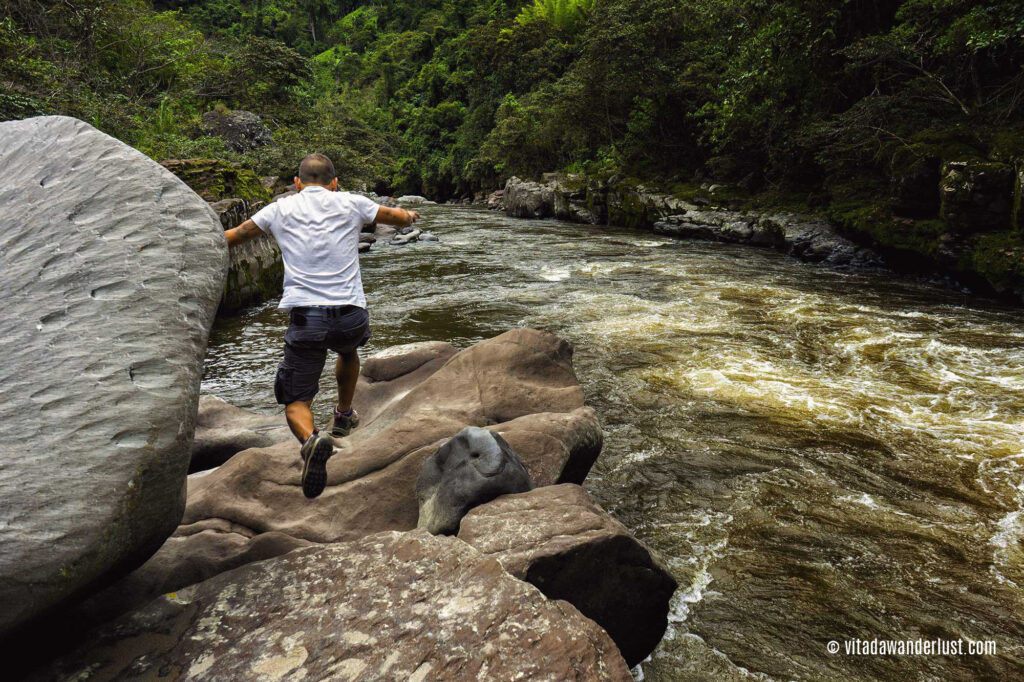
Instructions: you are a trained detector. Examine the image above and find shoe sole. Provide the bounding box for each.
[301,436,334,499]
[331,420,359,438]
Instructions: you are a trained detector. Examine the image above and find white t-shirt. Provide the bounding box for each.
[251,186,379,310]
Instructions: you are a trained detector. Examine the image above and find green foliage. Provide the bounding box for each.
[517,0,595,32]
[1,0,1021,208]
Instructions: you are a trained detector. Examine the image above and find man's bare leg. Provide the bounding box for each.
[335,350,359,412]
[285,400,315,443]
[288,398,334,499]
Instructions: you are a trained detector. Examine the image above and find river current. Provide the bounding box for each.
[204,206,1024,681]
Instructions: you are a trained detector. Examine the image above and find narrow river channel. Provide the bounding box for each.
[204,205,1024,681]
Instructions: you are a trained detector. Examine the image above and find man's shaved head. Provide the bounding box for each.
[297,153,337,185]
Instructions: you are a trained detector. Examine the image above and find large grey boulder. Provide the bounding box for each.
[40,531,632,681]
[504,176,556,219]
[200,109,274,153]
[0,116,227,637]
[458,484,677,666]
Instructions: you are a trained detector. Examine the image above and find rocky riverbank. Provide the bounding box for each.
[500,175,884,269]
[496,168,1024,302]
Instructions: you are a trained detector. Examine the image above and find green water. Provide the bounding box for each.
[204,206,1024,681]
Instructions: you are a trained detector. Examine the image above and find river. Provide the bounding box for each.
[204,205,1024,681]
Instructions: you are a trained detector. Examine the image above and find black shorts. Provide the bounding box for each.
[274,305,371,405]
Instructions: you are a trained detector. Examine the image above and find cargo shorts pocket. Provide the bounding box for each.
[276,324,329,404]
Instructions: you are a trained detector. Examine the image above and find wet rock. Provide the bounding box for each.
[200,109,274,153]
[941,160,1015,233]
[373,224,398,239]
[390,227,422,245]
[359,232,376,252]
[458,484,677,666]
[655,209,882,268]
[220,232,284,314]
[40,531,631,682]
[420,231,439,242]
[416,427,534,535]
[209,192,286,314]
[190,395,290,472]
[0,116,227,637]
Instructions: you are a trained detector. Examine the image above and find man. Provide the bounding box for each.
[225,153,420,499]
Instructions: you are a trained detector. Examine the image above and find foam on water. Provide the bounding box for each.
[205,207,1024,680]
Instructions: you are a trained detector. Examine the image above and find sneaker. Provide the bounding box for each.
[331,407,360,438]
[299,431,334,499]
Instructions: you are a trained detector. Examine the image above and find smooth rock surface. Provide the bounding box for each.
[183,329,598,542]
[416,427,534,535]
[0,116,227,637]
[40,531,632,682]
[389,227,422,245]
[190,395,290,472]
[459,484,678,667]
[90,332,600,617]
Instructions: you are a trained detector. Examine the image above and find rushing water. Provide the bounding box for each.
[204,206,1024,681]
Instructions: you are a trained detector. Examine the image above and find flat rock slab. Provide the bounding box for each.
[459,483,678,666]
[0,116,227,637]
[191,395,290,472]
[40,531,632,682]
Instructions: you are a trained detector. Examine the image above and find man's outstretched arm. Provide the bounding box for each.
[373,206,421,227]
[225,219,264,249]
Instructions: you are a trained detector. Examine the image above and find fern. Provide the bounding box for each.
[517,0,596,32]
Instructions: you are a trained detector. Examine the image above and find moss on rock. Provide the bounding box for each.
[965,233,1024,298]
[160,158,271,203]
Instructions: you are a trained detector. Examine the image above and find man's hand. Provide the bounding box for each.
[373,206,421,227]
[225,219,264,249]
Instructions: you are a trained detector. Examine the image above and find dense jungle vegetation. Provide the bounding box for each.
[1,2,1022,243]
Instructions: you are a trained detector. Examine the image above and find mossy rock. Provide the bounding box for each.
[965,233,1024,298]
[827,200,949,266]
[160,158,271,203]
[940,160,1015,233]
